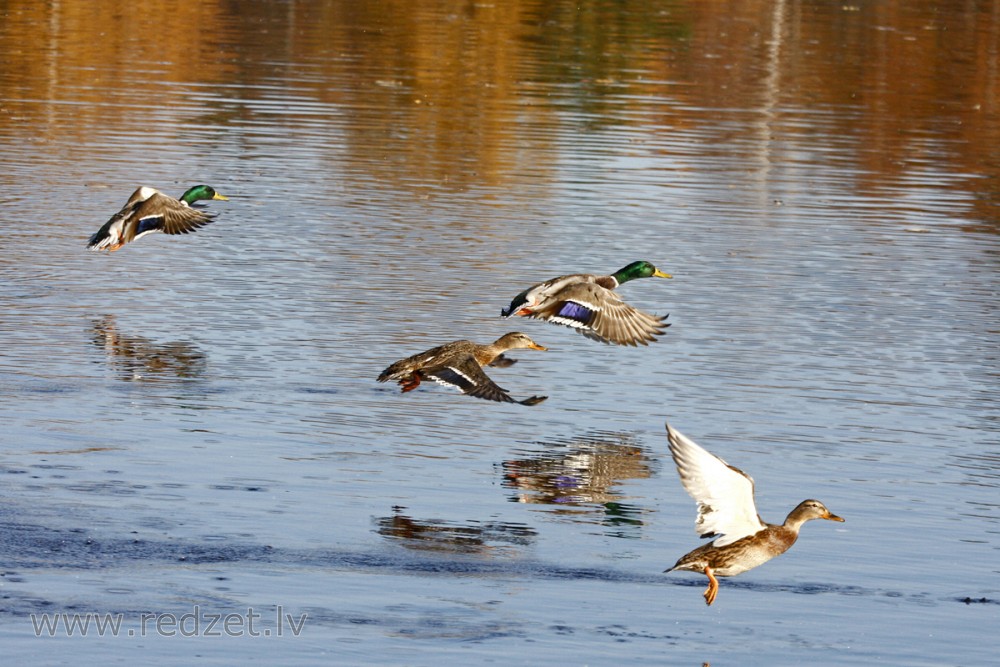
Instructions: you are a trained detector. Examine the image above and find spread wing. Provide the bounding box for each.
[125,193,215,241]
[666,423,766,546]
[530,283,669,346]
[423,355,545,406]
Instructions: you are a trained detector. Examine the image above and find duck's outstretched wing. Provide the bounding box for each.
[126,193,216,241]
[666,423,766,546]
[423,356,546,406]
[529,283,669,346]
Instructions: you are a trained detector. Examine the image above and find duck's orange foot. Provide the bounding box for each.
[399,375,421,393]
[703,566,719,606]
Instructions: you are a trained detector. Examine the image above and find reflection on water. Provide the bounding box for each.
[0,0,998,664]
[0,0,998,227]
[30,446,120,456]
[90,315,207,382]
[376,506,537,555]
[502,432,653,532]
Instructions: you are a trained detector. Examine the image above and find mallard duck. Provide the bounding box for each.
[500,261,672,346]
[87,185,228,251]
[378,332,548,405]
[664,423,844,606]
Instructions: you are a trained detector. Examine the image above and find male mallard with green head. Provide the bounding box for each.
[378,332,548,405]
[87,185,228,252]
[664,423,844,606]
[500,261,672,346]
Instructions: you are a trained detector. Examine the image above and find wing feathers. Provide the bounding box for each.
[424,357,519,403]
[666,423,766,546]
[128,194,215,239]
[530,283,669,346]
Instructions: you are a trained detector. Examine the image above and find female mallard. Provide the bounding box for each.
[664,423,844,606]
[378,332,548,405]
[87,185,228,252]
[500,261,672,346]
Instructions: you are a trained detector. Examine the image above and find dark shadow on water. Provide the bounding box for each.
[959,597,998,605]
[0,515,982,618]
[90,315,207,383]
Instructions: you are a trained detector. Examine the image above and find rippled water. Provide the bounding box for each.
[2,0,999,664]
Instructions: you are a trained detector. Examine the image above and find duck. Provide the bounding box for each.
[664,423,844,606]
[378,332,548,405]
[500,261,672,346]
[87,185,228,252]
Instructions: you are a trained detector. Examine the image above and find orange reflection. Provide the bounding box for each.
[1,0,997,225]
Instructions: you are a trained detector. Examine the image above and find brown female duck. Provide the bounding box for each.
[664,423,844,605]
[378,332,548,405]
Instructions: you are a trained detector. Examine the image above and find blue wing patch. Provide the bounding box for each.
[136,216,165,235]
[557,301,593,323]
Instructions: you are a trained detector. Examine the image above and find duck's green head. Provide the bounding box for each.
[180,185,229,204]
[612,261,672,284]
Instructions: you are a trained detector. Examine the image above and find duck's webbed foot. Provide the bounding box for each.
[703,566,719,606]
[399,375,421,393]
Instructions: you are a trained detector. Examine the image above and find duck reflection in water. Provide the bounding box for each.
[376,506,537,555]
[91,315,207,382]
[501,432,653,528]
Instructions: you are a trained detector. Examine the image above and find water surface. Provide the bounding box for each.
[1,0,998,664]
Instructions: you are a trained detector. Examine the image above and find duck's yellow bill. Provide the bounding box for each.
[213,193,229,201]
[653,269,672,279]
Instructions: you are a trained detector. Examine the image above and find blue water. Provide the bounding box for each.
[1,1,998,664]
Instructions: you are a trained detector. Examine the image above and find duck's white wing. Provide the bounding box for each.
[666,423,766,546]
